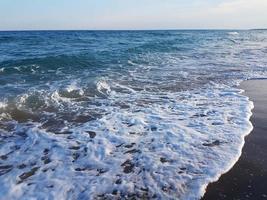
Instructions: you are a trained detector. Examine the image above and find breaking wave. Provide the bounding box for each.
[0,30,267,199]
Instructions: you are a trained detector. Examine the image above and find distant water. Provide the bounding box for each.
[0,30,267,199]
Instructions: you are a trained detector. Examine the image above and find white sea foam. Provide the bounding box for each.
[1,30,266,199]
[0,83,254,199]
[127,60,138,66]
[66,82,84,96]
[0,101,7,109]
[228,32,239,35]
[96,79,111,95]
[51,90,72,105]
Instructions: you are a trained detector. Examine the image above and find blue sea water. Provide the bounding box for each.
[0,30,267,199]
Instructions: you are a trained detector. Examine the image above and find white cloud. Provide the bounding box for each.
[187,0,267,28]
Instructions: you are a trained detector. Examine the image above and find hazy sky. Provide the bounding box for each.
[0,0,267,30]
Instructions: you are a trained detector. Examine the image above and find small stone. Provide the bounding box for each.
[0,165,13,176]
[97,168,107,174]
[75,168,84,171]
[43,158,51,164]
[42,169,48,172]
[112,189,118,195]
[124,149,141,154]
[86,131,96,139]
[160,157,168,163]
[43,149,49,155]
[124,143,135,148]
[17,164,27,169]
[140,187,149,192]
[116,143,124,148]
[151,126,157,131]
[115,179,122,184]
[18,167,39,183]
[47,185,54,188]
[121,160,134,174]
[72,153,80,162]
[0,165,13,170]
[69,146,80,150]
[162,186,168,192]
[203,140,221,147]
[0,155,8,160]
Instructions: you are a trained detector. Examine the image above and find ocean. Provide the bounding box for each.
[0,30,267,199]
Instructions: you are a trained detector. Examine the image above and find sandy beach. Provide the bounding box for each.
[203,79,267,199]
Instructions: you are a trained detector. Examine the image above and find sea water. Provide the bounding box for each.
[0,30,267,199]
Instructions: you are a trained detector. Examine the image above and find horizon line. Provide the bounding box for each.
[0,28,264,32]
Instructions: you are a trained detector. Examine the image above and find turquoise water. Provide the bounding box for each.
[0,30,267,199]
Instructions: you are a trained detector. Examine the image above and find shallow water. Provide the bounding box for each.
[0,30,267,199]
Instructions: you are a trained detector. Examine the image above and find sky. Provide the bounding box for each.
[0,0,267,30]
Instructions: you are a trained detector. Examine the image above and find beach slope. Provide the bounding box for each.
[203,79,267,199]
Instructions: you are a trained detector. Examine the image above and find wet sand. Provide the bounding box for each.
[203,79,267,200]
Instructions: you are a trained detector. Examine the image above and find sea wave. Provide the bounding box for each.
[0,30,266,199]
[227,32,239,35]
[0,82,254,199]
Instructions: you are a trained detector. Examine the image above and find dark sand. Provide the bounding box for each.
[203,79,267,200]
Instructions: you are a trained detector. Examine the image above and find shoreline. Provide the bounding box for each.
[203,79,267,199]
